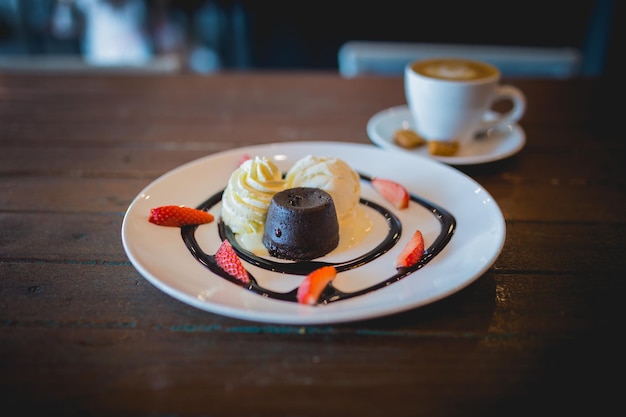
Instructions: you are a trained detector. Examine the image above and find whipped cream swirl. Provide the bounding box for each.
[221,156,285,234]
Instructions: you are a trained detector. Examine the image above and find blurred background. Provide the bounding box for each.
[0,0,620,78]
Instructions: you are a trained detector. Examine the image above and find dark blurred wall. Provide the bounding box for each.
[241,0,609,69]
[0,0,619,78]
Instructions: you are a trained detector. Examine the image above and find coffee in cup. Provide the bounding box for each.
[404,58,526,147]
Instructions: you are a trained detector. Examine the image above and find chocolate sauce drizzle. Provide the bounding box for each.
[181,174,456,305]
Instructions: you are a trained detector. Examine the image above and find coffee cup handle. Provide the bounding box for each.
[479,85,526,131]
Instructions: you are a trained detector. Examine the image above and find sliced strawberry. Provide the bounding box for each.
[238,154,252,166]
[395,230,425,269]
[214,239,251,284]
[297,265,337,305]
[149,205,214,227]
[371,178,409,209]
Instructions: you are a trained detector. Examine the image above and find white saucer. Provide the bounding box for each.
[367,105,526,165]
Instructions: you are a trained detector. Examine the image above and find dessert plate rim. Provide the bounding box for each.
[121,141,505,324]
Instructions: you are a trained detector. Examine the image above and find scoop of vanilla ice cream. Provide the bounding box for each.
[285,155,360,221]
[221,156,285,234]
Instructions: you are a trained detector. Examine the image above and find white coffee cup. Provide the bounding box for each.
[404,58,526,145]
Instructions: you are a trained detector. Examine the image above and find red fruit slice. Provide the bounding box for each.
[371,178,409,209]
[297,266,337,305]
[214,240,250,284]
[149,205,214,227]
[395,230,425,269]
[238,154,252,166]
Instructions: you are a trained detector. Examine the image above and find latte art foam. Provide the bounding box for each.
[423,63,477,80]
[412,58,497,81]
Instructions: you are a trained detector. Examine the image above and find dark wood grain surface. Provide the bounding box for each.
[1,72,623,417]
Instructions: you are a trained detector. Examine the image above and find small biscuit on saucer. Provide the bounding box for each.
[393,129,426,149]
[428,140,459,156]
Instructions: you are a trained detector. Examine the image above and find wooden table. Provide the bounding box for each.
[1,72,623,416]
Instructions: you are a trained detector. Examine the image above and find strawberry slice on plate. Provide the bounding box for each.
[214,239,251,284]
[238,154,252,166]
[149,205,214,227]
[297,265,337,305]
[395,230,425,269]
[371,178,409,209]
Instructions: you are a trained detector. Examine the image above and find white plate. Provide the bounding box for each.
[121,141,505,324]
[367,105,526,165]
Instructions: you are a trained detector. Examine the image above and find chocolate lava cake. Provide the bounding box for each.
[262,187,339,261]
